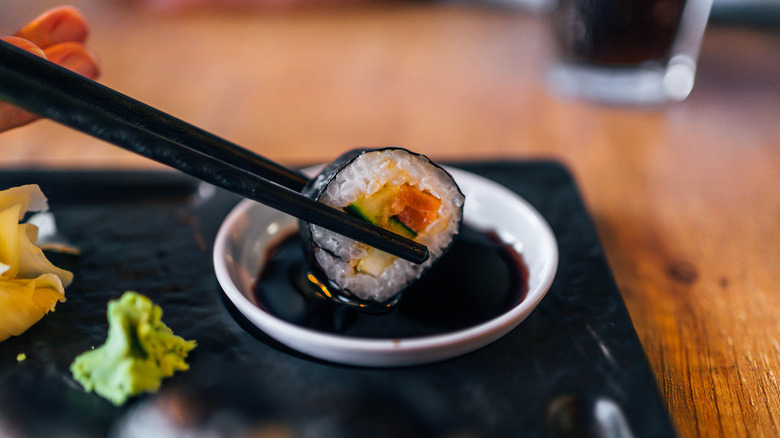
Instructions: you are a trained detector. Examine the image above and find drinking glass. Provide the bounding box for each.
[547,0,714,105]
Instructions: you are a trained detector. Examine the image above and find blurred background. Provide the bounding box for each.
[2,0,777,169]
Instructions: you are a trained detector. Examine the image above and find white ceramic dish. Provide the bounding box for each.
[213,167,558,367]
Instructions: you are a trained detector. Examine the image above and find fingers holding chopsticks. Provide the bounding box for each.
[0,6,100,133]
[40,42,101,79]
[14,6,89,49]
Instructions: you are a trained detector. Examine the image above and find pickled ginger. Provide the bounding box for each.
[0,185,72,341]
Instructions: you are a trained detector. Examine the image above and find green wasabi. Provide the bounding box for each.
[70,291,196,406]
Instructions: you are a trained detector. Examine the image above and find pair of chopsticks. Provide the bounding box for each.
[0,40,428,264]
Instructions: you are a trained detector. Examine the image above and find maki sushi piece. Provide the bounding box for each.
[300,147,465,306]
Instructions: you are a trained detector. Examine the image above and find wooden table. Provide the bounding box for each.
[2,1,779,437]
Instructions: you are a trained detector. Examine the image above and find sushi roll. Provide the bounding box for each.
[300,147,465,306]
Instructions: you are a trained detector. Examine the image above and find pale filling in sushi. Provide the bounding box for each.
[309,149,464,303]
[344,184,441,276]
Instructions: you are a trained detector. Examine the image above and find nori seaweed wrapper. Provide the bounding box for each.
[298,147,463,307]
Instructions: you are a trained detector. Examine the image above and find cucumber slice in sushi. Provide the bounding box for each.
[343,185,418,240]
[300,147,465,305]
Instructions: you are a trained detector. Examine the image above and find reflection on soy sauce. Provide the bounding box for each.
[253,224,529,339]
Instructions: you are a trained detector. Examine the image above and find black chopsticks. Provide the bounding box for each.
[0,40,429,264]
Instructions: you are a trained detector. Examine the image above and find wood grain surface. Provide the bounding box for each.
[2,1,780,437]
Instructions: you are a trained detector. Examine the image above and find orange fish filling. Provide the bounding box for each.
[389,185,442,233]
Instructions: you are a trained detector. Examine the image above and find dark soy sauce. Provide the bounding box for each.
[252,224,529,339]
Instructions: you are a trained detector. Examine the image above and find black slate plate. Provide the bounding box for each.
[0,162,675,438]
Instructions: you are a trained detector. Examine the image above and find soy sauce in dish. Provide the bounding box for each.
[252,224,529,338]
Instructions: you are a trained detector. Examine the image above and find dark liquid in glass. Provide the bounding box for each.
[253,224,529,339]
[554,0,688,66]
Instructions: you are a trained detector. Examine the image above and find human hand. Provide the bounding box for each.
[0,6,100,132]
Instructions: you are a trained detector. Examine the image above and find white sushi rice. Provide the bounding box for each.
[308,149,464,303]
